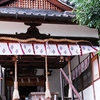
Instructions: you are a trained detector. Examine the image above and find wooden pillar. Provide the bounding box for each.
[65,57,73,100]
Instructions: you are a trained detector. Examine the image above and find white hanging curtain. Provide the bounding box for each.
[0,42,99,56]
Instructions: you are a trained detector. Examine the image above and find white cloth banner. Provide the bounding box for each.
[0,43,11,55]
[34,43,46,55]
[81,45,99,55]
[0,42,99,55]
[8,43,23,55]
[57,44,71,56]
[46,44,59,55]
[68,45,81,55]
[21,43,34,55]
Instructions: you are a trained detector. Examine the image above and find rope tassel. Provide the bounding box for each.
[45,56,51,100]
[12,56,20,100]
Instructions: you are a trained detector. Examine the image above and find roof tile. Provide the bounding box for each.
[0,7,75,18]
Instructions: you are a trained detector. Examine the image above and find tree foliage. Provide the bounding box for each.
[71,0,100,32]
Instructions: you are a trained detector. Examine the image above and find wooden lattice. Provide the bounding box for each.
[5,0,62,11]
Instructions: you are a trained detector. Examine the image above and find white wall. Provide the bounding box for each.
[49,69,61,96]
[81,78,100,100]
[83,85,94,100]
[0,65,2,95]
[0,21,98,38]
[36,69,44,75]
[94,79,100,100]
[36,69,61,96]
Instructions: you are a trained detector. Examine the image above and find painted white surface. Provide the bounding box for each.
[36,69,44,75]
[94,79,100,100]
[71,56,79,70]
[0,65,1,95]
[38,24,99,38]
[83,85,94,100]
[1,67,5,96]
[63,65,68,75]
[49,69,61,96]
[79,92,82,99]
[0,21,98,38]
[0,21,28,34]
[79,54,89,62]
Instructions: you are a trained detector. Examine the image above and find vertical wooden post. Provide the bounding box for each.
[65,57,73,100]
[45,56,51,99]
[60,71,64,100]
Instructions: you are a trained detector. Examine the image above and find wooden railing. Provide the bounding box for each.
[60,68,82,100]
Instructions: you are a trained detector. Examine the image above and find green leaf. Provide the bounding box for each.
[69,0,100,32]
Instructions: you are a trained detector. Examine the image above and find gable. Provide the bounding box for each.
[2,0,73,11]
[0,0,75,24]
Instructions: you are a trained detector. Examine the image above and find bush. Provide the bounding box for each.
[71,0,100,32]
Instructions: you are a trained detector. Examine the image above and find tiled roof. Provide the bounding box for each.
[0,7,75,18]
[58,0,75,8]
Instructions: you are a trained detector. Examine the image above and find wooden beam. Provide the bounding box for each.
[0,0,10,5]
[0,16,75,24]
[6,80,44,86]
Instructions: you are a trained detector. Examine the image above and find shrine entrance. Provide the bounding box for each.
[0,23,98,100]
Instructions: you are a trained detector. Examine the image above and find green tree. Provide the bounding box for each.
[71,0,100,32]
